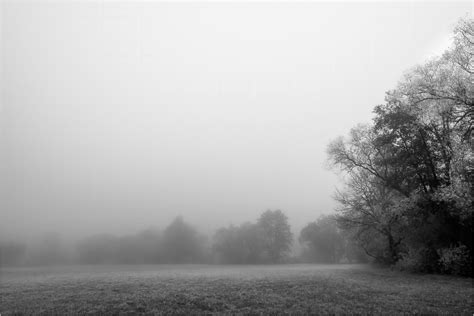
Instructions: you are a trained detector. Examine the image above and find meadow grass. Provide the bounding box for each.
[1,264,472,315]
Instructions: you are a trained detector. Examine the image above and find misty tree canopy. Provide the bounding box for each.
[212,210,293,264]
[299,215,344,264]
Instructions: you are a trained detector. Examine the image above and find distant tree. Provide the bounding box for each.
[0,241,27,266]
[135,227,163,263]
[299,215,344,263]
[239,222,266,263]
[161,216,205,263]
[257,210,293,263]
[213,225,242,263]
[76,228,164,264]
[28,232,68,265]
[76,234,119,264]
[115,234,147,264]
[213,222,264,264]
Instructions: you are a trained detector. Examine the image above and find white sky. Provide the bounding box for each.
[1,1,472,241]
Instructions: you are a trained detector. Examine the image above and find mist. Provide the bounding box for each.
[1,1,470,244]
[1,2,472,315]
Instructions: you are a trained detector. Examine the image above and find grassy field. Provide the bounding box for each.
[1,264,472,315]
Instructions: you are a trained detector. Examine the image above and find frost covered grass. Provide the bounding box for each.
[1,264,472,315]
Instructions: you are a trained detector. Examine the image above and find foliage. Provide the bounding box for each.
[327,18,473,275]
[213,222,264,264]
[4,211,294,265]
[328,132,406,264]
[161,216,208,263]
[341,232,370,263]
[257,210,293,263]
[299,215,344,263]
[437,244,472,276]
[213,210,292,264]
[76,218,208,264]
[394,247,440,274]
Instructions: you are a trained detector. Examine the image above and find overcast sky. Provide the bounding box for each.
[1,1,471,241]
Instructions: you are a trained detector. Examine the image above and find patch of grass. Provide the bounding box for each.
[1,264,472,314]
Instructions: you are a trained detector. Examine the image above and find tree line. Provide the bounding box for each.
[327,18,473,276]
[0,210,367,266]
[1,18,470,277]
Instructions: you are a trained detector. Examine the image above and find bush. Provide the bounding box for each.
[394,247,439,273]
[437,244,472,276]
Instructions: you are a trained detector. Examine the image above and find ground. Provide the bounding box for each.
[1,264,472,315]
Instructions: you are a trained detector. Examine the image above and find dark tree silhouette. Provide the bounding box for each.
[161,216,205,263]
[327,18,473,275]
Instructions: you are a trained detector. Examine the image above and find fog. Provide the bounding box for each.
[0,1,470,245]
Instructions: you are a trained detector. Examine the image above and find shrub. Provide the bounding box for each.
[437,244,472,276]
[394,247,439,273]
